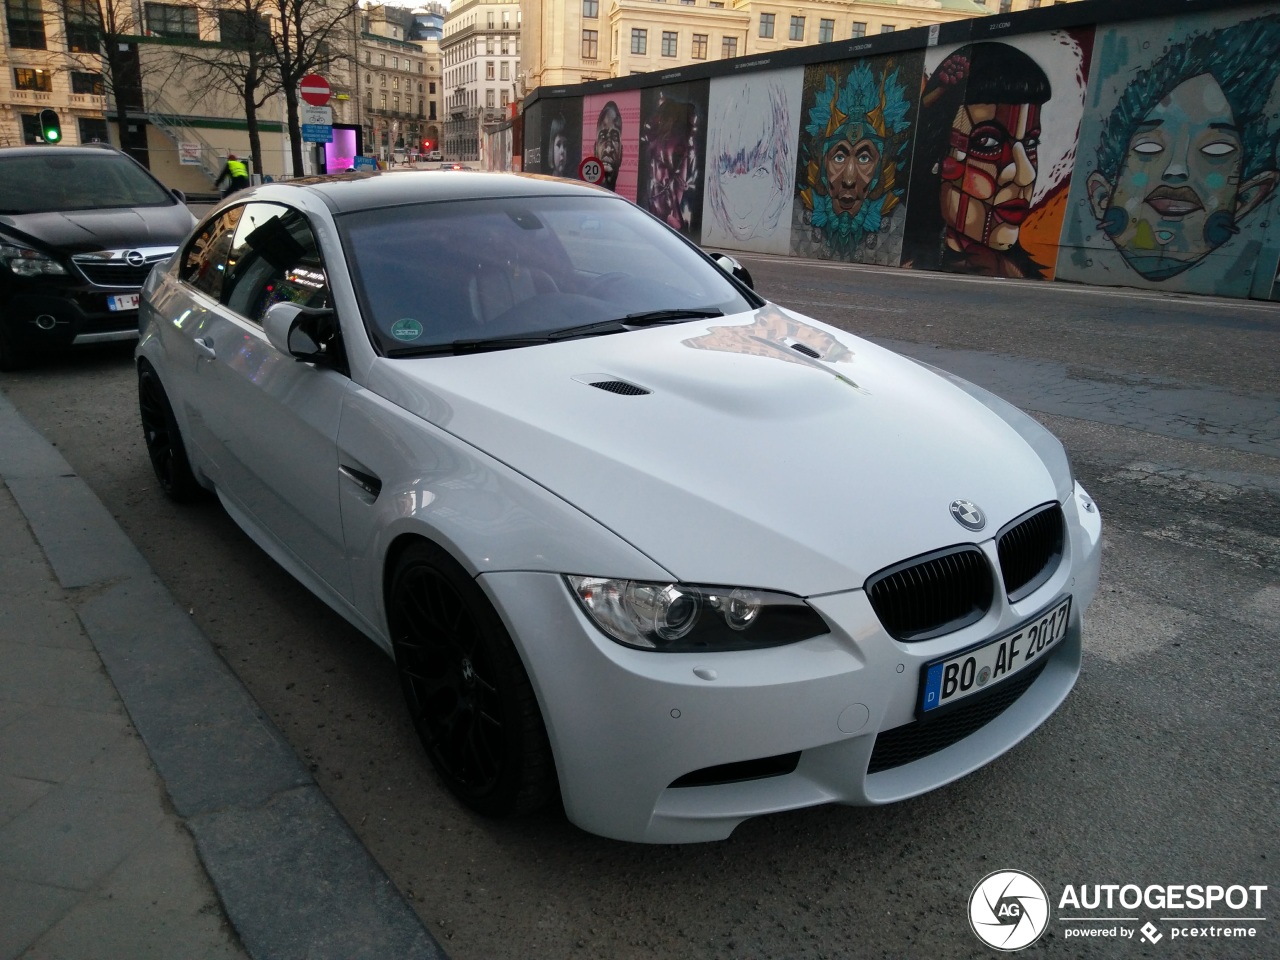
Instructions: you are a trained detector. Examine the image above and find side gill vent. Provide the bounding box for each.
[588,379,650,396]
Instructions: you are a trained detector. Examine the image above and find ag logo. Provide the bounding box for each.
[968,869,1049,951]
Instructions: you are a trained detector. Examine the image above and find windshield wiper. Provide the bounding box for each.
[382,308,724,357]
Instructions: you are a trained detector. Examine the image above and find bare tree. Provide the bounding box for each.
[175,0,281,178]
[267,0,357,176]
[56,0,145,150]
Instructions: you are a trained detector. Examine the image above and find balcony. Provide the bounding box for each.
[11,90,54,104]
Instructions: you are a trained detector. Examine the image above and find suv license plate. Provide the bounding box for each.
[108,293,139,311]
[919,596,1072,715]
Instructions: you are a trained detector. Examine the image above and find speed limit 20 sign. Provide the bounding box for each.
[578,155,605,185]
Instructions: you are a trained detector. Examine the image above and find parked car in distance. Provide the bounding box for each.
[425,150,443,162]
[136,171,1102,843]
[0,144,196,369]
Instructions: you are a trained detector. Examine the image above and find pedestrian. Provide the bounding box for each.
[215,154,251,197]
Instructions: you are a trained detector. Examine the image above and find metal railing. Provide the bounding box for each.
[145,92,223,183]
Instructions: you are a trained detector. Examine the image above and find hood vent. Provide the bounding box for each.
[789,341,821,359]
[587,378,650,396]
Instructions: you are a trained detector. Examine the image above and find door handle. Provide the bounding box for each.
[194,336,216,359]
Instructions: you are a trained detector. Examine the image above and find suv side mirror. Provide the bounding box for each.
[710,252,754,289]
[264,302,340,367]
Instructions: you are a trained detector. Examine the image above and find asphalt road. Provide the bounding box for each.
[2,261,1277,959]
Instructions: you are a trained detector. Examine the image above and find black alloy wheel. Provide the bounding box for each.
[389,541,555,817]
[137,363,201,502]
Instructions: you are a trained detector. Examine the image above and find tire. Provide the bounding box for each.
[137,363,201,502]
[388,541,555,817]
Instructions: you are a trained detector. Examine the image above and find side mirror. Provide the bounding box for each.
[263,302,338,365]
[710,252,754,289]
[170,187,187,203]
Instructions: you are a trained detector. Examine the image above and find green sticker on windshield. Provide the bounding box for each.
[390,317,423,341]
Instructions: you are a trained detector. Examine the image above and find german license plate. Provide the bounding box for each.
[919,596,1072,715]
[108,293,139,311]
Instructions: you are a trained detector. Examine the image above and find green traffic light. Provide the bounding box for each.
[39,109,61,144]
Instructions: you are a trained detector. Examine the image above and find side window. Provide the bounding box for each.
[180,206,244,301]
[219,202,331,326]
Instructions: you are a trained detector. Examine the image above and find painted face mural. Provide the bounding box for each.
[1086,19,1280,283]
[639,92,703,233]
[904,42,1054,279]
[799,60,913,259]
[940,101,1042,252]
[595,102,623,191]
[705,73,799,250]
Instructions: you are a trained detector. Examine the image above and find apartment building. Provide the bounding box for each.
[357,3,442,161]
[522,0,1088,88]
[441,0,520,160]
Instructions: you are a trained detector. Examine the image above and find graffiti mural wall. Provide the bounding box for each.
[901,32,1091,279]
[523,0,1280,301]
[1056,12,1280,298]
[702,70,804,255]
[793,53,922,265]
[637,82,709,238]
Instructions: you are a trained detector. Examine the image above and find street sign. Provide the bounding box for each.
[302,124,333,143]
[301,104,332,126]
[578,155,604,185]
[300,74,331,106]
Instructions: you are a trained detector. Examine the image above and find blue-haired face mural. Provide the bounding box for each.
[1084,16,1280,283]
[795,55,921,263]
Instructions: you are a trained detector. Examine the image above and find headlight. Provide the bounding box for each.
[566,576,828,652]
[0,241,67,277]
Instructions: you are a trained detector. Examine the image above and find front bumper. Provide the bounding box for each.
[2,277,144,352]
[481,483,1103,843]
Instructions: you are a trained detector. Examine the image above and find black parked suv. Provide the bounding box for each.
[0,144,196,368]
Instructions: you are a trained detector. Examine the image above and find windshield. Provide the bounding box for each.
[340,194,758,356]
[0,153,176,214]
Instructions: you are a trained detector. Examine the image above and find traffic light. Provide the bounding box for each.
[421,138,434,153]
[38,109,61,144]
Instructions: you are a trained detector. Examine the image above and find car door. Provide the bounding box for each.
[186,200,353,601]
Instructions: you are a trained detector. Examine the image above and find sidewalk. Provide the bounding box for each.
[0,391,447,960]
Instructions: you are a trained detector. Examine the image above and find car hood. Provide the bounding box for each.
[367,306,1066,596]
[0,204,195,254]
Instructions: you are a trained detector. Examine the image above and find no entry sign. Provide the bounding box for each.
[300,74,331,107]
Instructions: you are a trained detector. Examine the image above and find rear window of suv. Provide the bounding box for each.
[0,152,176,214]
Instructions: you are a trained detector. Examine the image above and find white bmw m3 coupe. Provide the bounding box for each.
[137,171,1101,843]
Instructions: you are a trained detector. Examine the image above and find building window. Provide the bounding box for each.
[393,95,400,112]
[500,61,509,80]
[502,11,509,27]
[582,29,598,59]
[79,116,109,143]
[418,98,424,116]
[486,60,494,79]
[789,16,804,41]
[851,22,866,39]
[583,0,598,16]
[71,70,103,94]
[7,0,46,49]
[1028,0,1041,6]
[709,1,723,5]
[392,56,399,69]
[501,90,509,107]
[486,89,494,108]
[13,67,52,91]
[379,93,387,110]
[721,35,736,58]
[393,77,400,90]
[631,28,646,54]
[379,53,385,66]
[429,81,436,94]
[758,13,773,39]
[819,18,833,43]
[487,11,494,28]
[64,0,98,53]
[144,2,198,39]
[379,75,386,87]
[661,31,677,57]
[999,0,1012,11]
[692,33,707,59]
[881,24,895,33]
[486,38,494,54]
[219,9,268,46]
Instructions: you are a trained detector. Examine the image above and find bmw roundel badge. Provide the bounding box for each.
[949,499,986,531]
